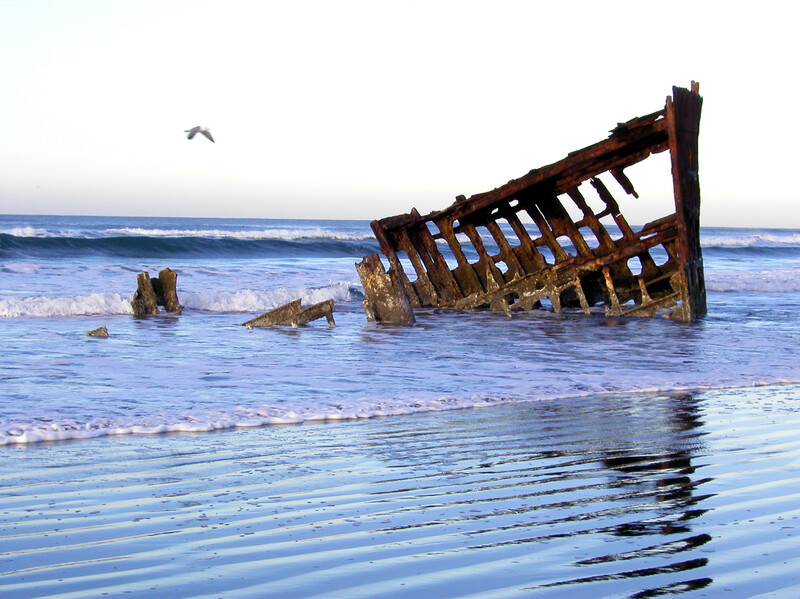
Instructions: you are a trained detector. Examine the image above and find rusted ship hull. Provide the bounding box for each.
[358,83,705,324]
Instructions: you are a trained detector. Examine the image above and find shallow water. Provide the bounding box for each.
[2,217,800,444]
[2,386,799,598]
[2,215,800,596]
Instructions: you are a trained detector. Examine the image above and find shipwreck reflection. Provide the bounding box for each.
[361,391,717,596]
[537,393,715,595]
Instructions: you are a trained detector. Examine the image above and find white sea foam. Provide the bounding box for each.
[705,269,800,293]
[182,282,353,312]
[3,381,797,446]
[0,226,50,237]
[0,293,134,317]
[0,283,354,317]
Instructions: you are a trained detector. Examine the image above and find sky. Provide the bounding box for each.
[1,0,798,227]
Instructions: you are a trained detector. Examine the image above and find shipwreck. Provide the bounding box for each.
[357,82,705,324]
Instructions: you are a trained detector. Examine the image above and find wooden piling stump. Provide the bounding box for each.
[131,272,159,316]
[355,254,415,325]
[156,268,182,314]
[131,268,182,317]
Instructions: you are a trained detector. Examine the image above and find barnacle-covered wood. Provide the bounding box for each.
[359,83,705,323]
[242,299,336,328]
[131,272,159,316]
[153,268,182,314]
[86,326,109,338]
[131,268,182,317]
[356,253,416,325]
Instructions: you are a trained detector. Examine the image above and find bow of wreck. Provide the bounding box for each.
[357,83,705,324]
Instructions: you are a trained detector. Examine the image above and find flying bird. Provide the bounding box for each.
[185,126,214,143]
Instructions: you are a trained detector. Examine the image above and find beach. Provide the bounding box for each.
[2,216,800,596]
[4,2,800,595]
[2,385,800,598]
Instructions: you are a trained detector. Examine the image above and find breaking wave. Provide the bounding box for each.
[705,269,800,293]
[0,282,355,318]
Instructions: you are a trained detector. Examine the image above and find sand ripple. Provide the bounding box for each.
[1,386,799,597]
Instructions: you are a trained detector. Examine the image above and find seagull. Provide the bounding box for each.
[185,126,214,143]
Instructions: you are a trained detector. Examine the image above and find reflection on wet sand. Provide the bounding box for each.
[363,392,716,596]
[3,388,800,598]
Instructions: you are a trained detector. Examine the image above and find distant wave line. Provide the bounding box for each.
[0,227,375,241]
[105,227,375,241]
[4,227,800,249]
[0,234,381,258]
[701,232,800,248]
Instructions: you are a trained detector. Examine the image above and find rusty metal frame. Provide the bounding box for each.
[358,83,705,323]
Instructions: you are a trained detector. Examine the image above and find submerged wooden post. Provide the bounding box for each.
[296,299,336,327]
[355,253,415,324]
[154,268,182,314]
[131,268,182,317]
[131,272,159,316]
[242,298,336,328]
[242,300,302,328]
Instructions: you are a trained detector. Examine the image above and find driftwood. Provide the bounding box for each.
[358,82,705,324]
[242,299,336,328]
[131,268,182,317]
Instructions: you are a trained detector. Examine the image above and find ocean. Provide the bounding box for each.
[2,214,800,597]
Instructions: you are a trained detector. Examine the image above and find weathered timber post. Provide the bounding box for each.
[666,82,706,319]
[242,299,302,327]
[295,299,336,327]
[131,268,182,317]
[131,272,159,316]
[153,268,182,314]
[242,298,336,328]
[355,253,415,325]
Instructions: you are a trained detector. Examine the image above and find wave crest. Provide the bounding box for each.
[182,282,354,312]
[0,293,133,318]
[0,283,354,317]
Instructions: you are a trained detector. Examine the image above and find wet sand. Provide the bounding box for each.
[1,385,799,598]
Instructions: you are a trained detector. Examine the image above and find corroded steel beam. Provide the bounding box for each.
[358,83,705,323]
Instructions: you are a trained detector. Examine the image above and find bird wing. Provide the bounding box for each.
[185,126,199,139]
[201,129,215,143]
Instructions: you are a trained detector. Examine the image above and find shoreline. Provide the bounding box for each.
[2,385,799,597]
[4,380,800,448]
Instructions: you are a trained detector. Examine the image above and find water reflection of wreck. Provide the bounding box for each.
[357,83,705,324]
